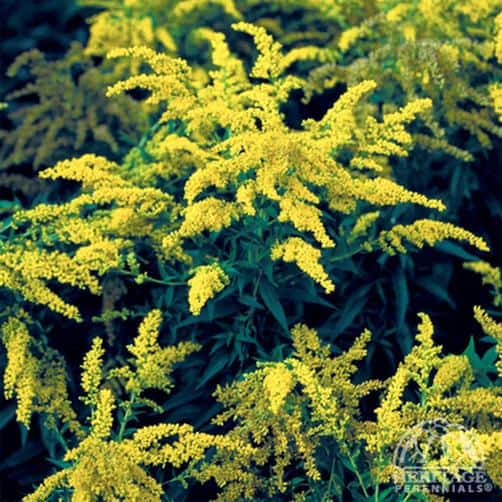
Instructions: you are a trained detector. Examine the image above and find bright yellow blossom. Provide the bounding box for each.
[271,237,335,293]
[187,264,230,315]
[379,220,489,255]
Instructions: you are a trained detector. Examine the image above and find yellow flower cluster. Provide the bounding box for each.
[1,22,487,319]
[81,337,105,406]
[0,45,145,168]
[263,364,294,414]
[378,220,490,255]
[25,436,164,502]
[308,0,502,155]
[278,198,334,248]
[432,355,473,393]
[121,309,200,392]
[473,306,502,377]
[427,428,487,482]
[1,4,500,500]
[22,309,254,502]
[206,323,380,499]
[2,154,179,318]
[2,316,39,426]
[187,264,230,315]
[91,388,116,440]
[1,314,78,430]
[203,325,381,500]
[0,245,103,320]
[348,210,380,243]
[102,24,478,297]
[271,237,335,294]
[464,260,501,306]
[12,305,502,501]
[361,313,501,485]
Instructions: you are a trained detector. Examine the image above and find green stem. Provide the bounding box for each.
[118,269,185,286]
[323,454,337,502]
[118,392,136,441]
[346,450,369,499]
[244,270,263,334]
[402,489,417,502]
[329,239,378,263]
[54,423,69,453]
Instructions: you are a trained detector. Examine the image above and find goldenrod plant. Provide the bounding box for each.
[0,26,489,322]
[0,44,147,169]
[11,313,501,501]
[0,1,500,500]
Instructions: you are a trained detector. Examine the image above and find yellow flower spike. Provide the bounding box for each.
[473,306,502,377]
[366,313,441,454]
[2,315,78,430]
[188,264,230,315]
[91,388,115,440]
[232,22,283,80]
[338,26,365,52]
[348,211,380,243]
[2,316,37,426]
[39,154,125,189]
[235,181,257,216]
[473,306,502,341]
[195,28,246,80]
[129,309,163,359]
[124,309,200,393]
[179,197,239,238]
[263,364,294,414]
[271,237,335,294]
[305,80,377,140]
[278,197,334,248]
[81,337,105,406]
[464,261,502,291]
[0,245,107,320]
[291,323,326,358]
[385,4,412,23]
[433,355,473,393]
[23,471,69,502]
[378,220,489,255]
[106,46,194,110]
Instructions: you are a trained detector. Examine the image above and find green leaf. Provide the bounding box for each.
[196,354,229,389]
[392,265,408,331]
[436,241,481,262]
[162,388,205,411]
[328,284,371,338]
[238,295,264,310]
[416,277,456,308]
[259,279,289,332]
[0,403,15,431]
[193,403,221,429]
[463,337,497,385]
[464,337,483,369]
[0,441,44,471]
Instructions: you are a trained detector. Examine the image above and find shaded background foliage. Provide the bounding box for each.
[0,1,500,500]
